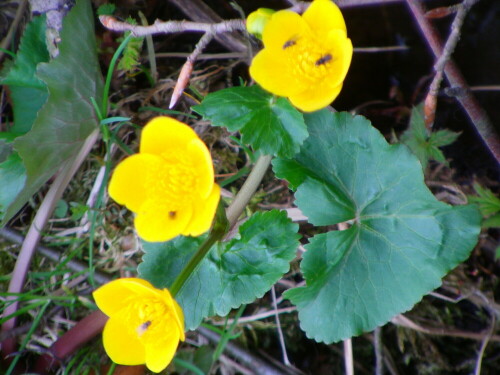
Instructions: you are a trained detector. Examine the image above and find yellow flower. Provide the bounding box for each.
[109,116,221,242]
[93,278,185,373]
[249,0,353,112]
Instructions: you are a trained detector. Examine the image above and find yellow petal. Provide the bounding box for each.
[303,0,347,36]
[182,184,221,237]
[172,298,186,341]
[108,154,164,212]
[135,201,193,242]
[263,10,307,51]
[160,289,185,341]
[250,49,303,97]
[102,313,146,366]
[325,30,353,87]
[289,83,343,112]
[187,138,214,199]
[144,331,180,373]
[140,116,198,156]
[93,278,158,317]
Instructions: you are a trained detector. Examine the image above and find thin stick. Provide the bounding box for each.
[155,52,245,60]
[271,286,291,366]
[169,32,214,108]
[473,316,495,375]
[100,16,245,37]
[424,0,480,128]
[343,338,354,375]
[391,314,500,342]
[473,293,497,375]
[210,306,297,325]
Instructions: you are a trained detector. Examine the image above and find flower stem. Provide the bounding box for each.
[225,154,273,228]
[169,154,273,297]
[169,221,225,297]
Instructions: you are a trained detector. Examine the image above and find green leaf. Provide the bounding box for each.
[0,152,26,214]
[468,182,500,217]
[117,18,144,73]
[429,129,461,147]
[97,3,116,15]
[482,214,500,228]
[400,105,460,170]
[54,199,69,218]
[193,85,307,158]
[1,0,103,224]
[273,110,481,343]
[138,210,300,330]
[1,15,49,134]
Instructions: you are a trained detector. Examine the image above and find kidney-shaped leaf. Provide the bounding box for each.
[193,85,307,158]
[138,210,300,330]
[273,110,481,343]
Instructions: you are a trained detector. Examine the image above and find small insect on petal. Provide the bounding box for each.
[315,54,333,66]
[137,320,152,336]
[283,40,297,49]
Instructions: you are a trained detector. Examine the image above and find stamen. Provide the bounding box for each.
[315,54,332,66]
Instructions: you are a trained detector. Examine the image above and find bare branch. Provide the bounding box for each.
[425,0,480,128]
[99,15,245,37]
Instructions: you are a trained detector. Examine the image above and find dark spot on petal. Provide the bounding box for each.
[137,320,152,336]
[283,40,296,49]
[315,54,333,66]
[169,211,176,218]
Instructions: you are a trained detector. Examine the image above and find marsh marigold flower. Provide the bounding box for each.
[93,278,185,373]
[249,0,353,112]
[109,116,220,242]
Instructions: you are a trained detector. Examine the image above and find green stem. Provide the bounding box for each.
[169,225,225,297]
[169,154,272,297]
[225,154,272,228]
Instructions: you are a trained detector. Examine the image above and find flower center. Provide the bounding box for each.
[283,35,335,84]
[145,152,199,210]
[128,297,171,341]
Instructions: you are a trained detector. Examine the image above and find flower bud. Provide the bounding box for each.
[246,8,275,40]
